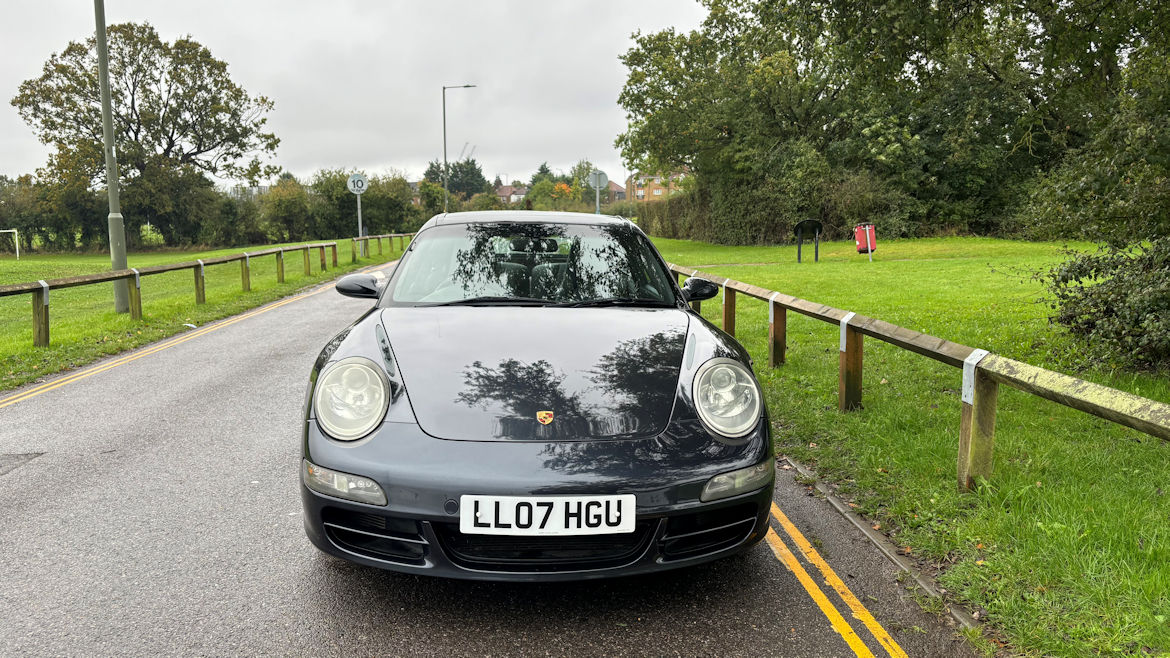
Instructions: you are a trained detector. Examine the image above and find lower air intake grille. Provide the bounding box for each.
[660,502,758,561]
[322,507,427,565]
[434,522,653,572]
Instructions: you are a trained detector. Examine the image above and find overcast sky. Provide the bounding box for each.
[1,1,707,188]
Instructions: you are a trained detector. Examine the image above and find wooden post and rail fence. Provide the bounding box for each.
[668,264,1170,493]
[0,236,414,351]
[351,233,413,264]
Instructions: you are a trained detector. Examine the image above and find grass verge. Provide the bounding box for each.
[0,240,403,392]
[652,236,1170,656]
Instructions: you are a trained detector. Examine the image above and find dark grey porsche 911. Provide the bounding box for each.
[300,210,774,580]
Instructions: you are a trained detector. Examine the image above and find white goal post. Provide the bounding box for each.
[0,229,18,260]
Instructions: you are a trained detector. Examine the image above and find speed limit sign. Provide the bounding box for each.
[347,173,368,256]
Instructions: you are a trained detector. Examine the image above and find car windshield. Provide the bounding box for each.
[383,222,678,306]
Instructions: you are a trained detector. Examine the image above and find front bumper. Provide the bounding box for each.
[301,417,773,581]
[303,484,771,581]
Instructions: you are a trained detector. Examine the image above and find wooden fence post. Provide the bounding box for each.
[241,254,251,292]
[351,239,357,263]
[302,247,311,275]
[722,285,736,336]
[397,235,404,251]
[377,237,383,256]
[32,281,49,347]
[276,249,285,283]
[194,261,206,304]
[769,294,786,367]
[958,350,998,492]
[331,244,338,267]
[319,246,327,271]
[692,300,702,313]
[838,312,863,411]
[128,270,142,320]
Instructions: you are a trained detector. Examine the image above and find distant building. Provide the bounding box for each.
[228,185,271,200]
[495,185,528,204]
[624,171,686,201]
[408,181,421,206]
[606,180,626,203]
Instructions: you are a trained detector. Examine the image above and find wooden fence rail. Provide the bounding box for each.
[351,233,413,263]
[668,263,1170,492]
[1,242,338,349]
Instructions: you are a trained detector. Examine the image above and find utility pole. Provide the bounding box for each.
[441,84,475,213]
[94,0,129,312]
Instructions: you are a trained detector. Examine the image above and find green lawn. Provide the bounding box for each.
[652,236,1170,657]
[0,239,405,392]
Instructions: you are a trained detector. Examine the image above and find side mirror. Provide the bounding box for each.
[336,273,381,299]
[681,277,719,302]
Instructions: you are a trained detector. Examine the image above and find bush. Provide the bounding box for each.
[1043,239,1170,369]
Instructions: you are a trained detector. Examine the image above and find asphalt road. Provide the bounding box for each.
[0,265,976,657]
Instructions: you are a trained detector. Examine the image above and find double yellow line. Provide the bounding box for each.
[765,502,907,658]
[1,261,397,410]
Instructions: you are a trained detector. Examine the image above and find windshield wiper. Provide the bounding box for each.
[554,297,676,308]
[422,296,551,307]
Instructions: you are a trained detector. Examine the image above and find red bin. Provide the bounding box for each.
[854,224,876,254]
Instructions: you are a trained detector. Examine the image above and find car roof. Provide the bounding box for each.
[420,211,633,231]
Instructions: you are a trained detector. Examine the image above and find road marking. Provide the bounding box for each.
[765,529,876,658]
[0,261,397,410]
[772,503,908,658]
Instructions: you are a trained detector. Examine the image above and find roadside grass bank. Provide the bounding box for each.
[652,236,1170,656]
[0,240,402,392]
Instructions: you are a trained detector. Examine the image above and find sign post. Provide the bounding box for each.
[587,170,608,214]
[347,173,368,257]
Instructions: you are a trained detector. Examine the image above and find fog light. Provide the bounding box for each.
[302,459,386,506]
[700,457,774,502]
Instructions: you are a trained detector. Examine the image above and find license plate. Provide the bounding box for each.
[459,494,636,536]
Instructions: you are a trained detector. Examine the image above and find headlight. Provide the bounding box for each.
[692,358,762,438]
[701,457,774,502]
[313,356,390,440]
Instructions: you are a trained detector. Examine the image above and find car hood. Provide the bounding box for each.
[381,306,690,441]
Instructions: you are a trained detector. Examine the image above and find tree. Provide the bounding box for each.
[260,176,310,241]
[492,175,502,188]
[13,22,279,187]
[423,158,490,200]
[448,159,490,200]
[570,159,607,204]
[361,172,421,234]
[423,161,444,184]
[525,180,554,209]
[615,0,1168,242]
[530,162,554,186]
[418,179,446,216]
[120,162,219,245]
[469,192,504,211]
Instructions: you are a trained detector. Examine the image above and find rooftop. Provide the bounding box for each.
[422,210,632,230]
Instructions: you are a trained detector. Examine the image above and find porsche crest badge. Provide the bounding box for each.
[536,411,554,425]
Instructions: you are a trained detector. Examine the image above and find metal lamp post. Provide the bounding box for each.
[94,0,129,312]
[442,84,476,213]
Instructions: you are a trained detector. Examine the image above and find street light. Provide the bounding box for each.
[94,0,129,312]
[442,84,476,213]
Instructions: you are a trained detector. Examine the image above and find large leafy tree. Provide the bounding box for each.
[422,158,490,201]
[12,22,279,186]
[616,0,1168,241]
